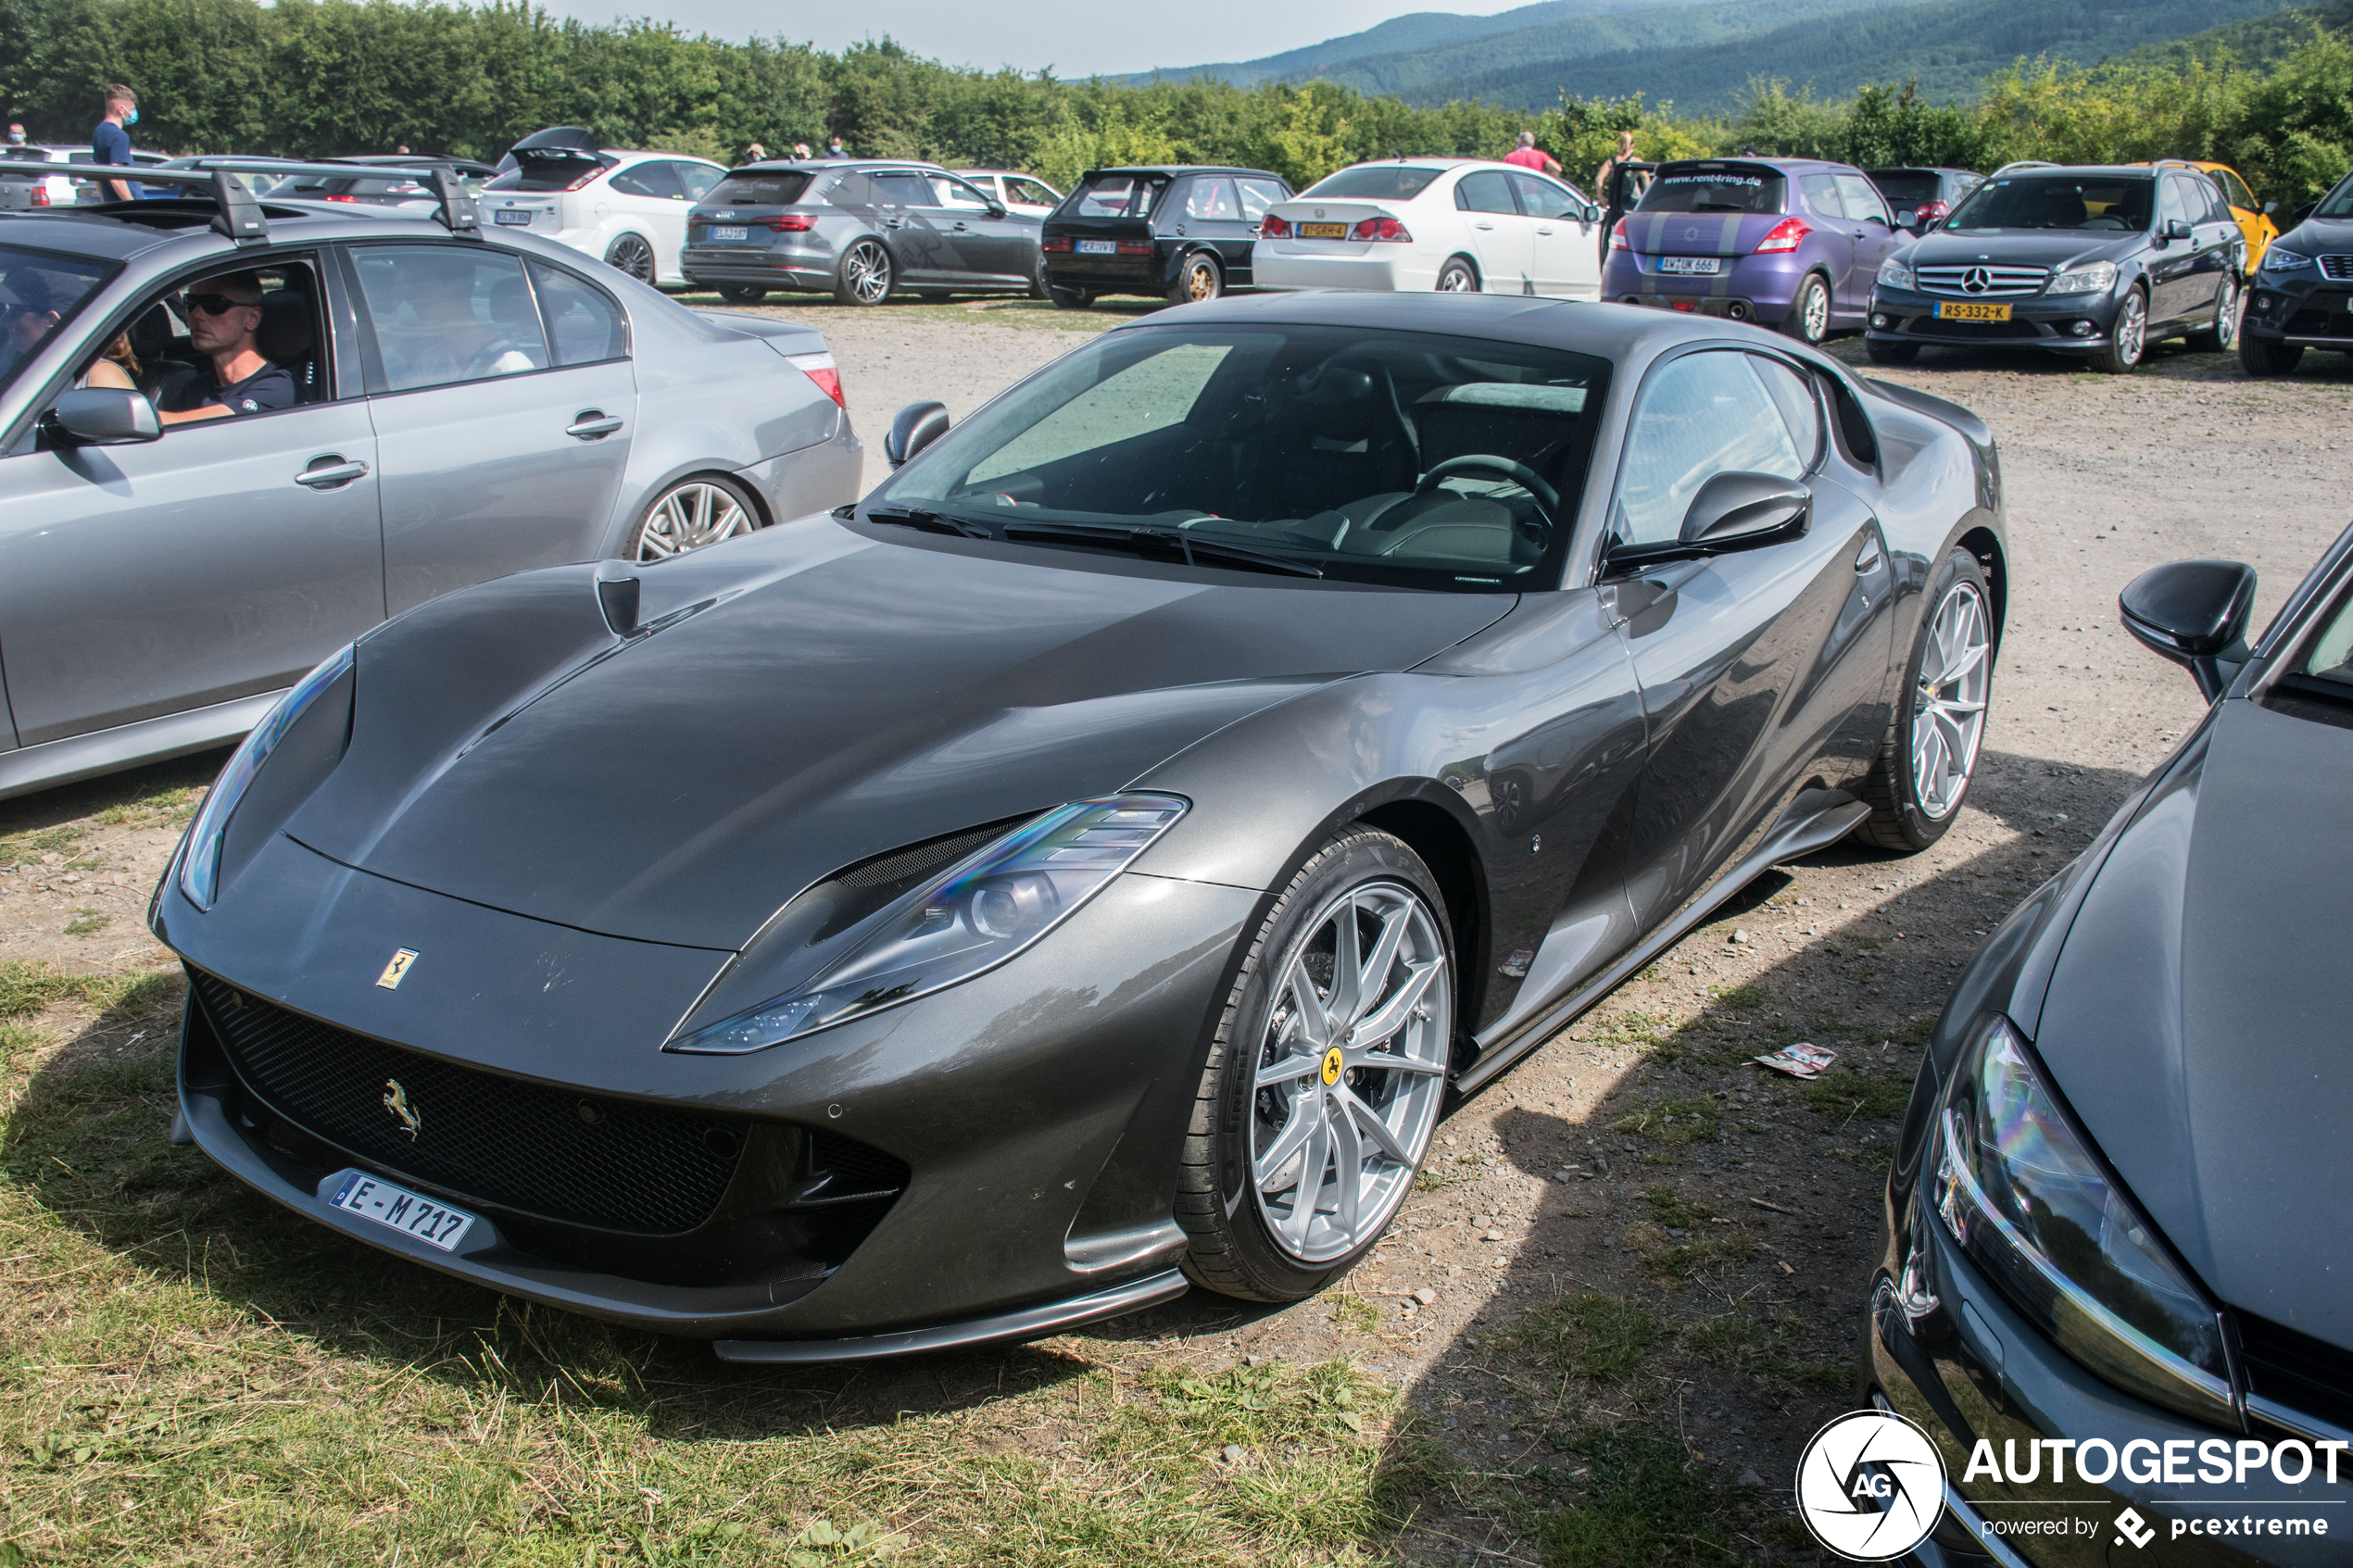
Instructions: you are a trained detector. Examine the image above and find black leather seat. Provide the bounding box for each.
[256,289,317,400]
[1263,360,1418,518]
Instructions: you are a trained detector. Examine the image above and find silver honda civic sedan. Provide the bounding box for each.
[0,172,861,799]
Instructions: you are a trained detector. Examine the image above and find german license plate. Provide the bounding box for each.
[711,224,749,242]
[1302,221,1347,239]
[493,208,531,226]
[329,1171,478,1251]
[1935,300,2010,321]
[1076,238,1117,255]
[1656,257,1721,275]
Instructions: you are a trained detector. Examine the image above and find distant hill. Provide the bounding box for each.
[1126,0,2322,114]
[2122,0,2353,68]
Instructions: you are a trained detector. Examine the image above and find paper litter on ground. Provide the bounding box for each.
[1752,1041,1838,1079]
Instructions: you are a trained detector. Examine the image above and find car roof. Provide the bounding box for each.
[0,202,581,262]
[727,157,941,173]
[1655,157,1852,173]
[1090,165,1280,178]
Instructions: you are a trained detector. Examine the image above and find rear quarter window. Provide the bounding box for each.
[1073,174,1166,219]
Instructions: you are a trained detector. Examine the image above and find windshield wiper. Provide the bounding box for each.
[1003,521,1322,579]
[862,505,992,540]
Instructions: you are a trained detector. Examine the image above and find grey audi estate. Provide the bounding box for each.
[0,166,860,799]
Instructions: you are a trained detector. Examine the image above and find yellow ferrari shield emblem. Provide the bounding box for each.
[1321,1047,1344,1086]
[375,948,419,990]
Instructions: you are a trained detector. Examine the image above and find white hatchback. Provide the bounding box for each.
[479,148,726,287]
[953,169,1063,218]
[1255,159,1605,299]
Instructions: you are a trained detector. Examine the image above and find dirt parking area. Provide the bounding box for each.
[1,301,2347,1565]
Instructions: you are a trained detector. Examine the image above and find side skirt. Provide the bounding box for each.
[0,687,279,802]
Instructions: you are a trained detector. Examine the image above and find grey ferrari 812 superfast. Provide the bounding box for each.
[153,293,2007,1361]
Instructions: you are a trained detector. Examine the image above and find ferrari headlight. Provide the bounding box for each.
[671,794,1188,1053]
[1932,1015,2234,1426]
[178,643,355,910]
[2261,245,2312,272]
[2045,261,2117,295]
[1875,257,1914,291]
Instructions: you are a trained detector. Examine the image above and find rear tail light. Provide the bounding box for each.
[564,168,602,193]
[1115,241,1153,255]
[1351,216,1411,242]
[1755,217,1811,253]
[764,214,814,232]
[1041,236,1074,252]
[786,351,845,408]
[322,194,359,202]
[29,186,47,207]
[1917,200,1950,223]
[1260,213,1291,238]
[1608,218,1629,251]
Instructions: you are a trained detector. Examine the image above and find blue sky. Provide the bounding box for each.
[534,0,1527,77]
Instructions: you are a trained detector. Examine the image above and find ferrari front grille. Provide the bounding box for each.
[191,969,744,1235]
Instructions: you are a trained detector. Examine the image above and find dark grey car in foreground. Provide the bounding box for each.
[1866,539,2353,1563]
[155,293,2007,1361]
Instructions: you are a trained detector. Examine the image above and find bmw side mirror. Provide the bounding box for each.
[2120,558,2257,703]
[884,400,950,469]
[45,387,161,445]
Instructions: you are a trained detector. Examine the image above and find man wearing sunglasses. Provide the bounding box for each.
[157,270,294,427]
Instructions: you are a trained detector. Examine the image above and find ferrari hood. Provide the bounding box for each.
[283,518,1510,949]
[2034,697,2353,1348]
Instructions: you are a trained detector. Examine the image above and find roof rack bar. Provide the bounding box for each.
[44,162,483,242]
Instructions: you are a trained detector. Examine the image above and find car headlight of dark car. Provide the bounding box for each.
[2045,260,2118,295]
[672,794,1189,1054]
[178,642,356,910]
[2260,245,2314,274]
[1932,1014,2234,1426]
[1876,257,1914,291]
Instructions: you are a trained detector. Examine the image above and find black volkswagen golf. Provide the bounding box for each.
[1867,164,2244,371]
[2240,166,2353,376]
[1040,164,1291,308]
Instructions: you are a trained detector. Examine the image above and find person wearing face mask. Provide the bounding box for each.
[6,124,26,146]
[94,84,137,202]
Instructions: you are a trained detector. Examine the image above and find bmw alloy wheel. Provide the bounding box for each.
[1250,880,1450,1264]
[633,479,756,560]
[1911,579,1991,819]
[841,241,892,306]
[604,232,657,284]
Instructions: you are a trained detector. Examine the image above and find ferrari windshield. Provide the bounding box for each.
[1946,175,2153,232]
[872,324,1612,592]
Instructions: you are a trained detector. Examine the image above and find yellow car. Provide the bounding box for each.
[2135,159,2277,272]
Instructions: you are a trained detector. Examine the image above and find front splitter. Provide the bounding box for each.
[712,1269,1190,1363]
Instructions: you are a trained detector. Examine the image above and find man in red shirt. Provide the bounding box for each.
[1503,132,1561,177]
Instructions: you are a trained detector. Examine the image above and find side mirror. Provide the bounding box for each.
[884,400,950,469]
[1606,472,1811,571]
[986,201,1008,219]
[2120,558,2256,703]
[2162,218,2192,242]
[1582,202,1603,223]
[46,388,161,445]
[2263,200,2278,216]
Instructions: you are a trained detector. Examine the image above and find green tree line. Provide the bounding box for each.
[0,0,2347,202]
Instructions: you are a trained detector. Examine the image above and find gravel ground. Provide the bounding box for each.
[5,295,2348,1560]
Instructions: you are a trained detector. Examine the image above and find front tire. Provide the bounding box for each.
[2188,274,2239,352]
[1176,828,1453,1302]
[834,239,894,307]
[604,232,658,285]
[1865,337,1920,366]
[626,474,761,561]
[2090,286,2148,372]
[1436,256,1480,293]
[1856,546,1994,852]
[1168,251,1223,306]
[1782,273,1831,345]
[2239,332,2302,377]
[716,283,767,306]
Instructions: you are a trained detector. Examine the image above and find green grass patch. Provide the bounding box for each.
[0,826,82,867]
[1612,1098,1721,1146]
[1509,1291,1665,1382]
[1541,1426,1742,1567]
[1799,1070,1912,1122]
[1327,1290,1380,1333]
[1681,1313,1850,1395]
[1641,1185,1718,1229]
[1706,982,1768,1011]
[0,961,177,1020]
[62,909,109,937]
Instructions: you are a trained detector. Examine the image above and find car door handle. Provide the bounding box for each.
[566,412,623,441]
[294,457,368,489]
[950,221,969,232]
[1536,225,1554,234]
[882,217,903,229]
[1474,220,1494,230]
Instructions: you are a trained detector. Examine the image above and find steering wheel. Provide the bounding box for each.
[1414,454,1560,546]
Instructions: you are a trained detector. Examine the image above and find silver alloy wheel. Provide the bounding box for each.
[843,242,892,305]
[2213,275,2240,349]
[1437,261,1478,293]
[1801,276,1830,341]
[2115,291,2147,365]
[1911,580,1991,819]
[1251,879,1451,1264]
[635,481,754,560]
[605,233,656,284]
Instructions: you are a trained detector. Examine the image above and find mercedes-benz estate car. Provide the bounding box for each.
[1253,158,1604,298]
[0,164,857,798]
[2240,165,2353,377]
[1866,164,2245,371]
[681,159,1043,307]
[1603,157,1907,344]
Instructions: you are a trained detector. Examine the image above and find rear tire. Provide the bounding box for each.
[1029,252,1050,300]
[603,232,658,285]
[1436,257,1480,293]
[2089,286,2147,372]
[1176,828,1453,1303]
[1865,338,1919,366]
[625,473,762,561]
[834,239,894,307]
[716,283,767,306]
[1782,273,1831,345]
[2239,332,2302,377]
[2188,274,2239,352]
[1167,251,1223,307]
[1856,546,1994,852]
[1048,281,1093,310]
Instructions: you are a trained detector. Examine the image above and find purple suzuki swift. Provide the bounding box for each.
[1601,158,1907,345]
